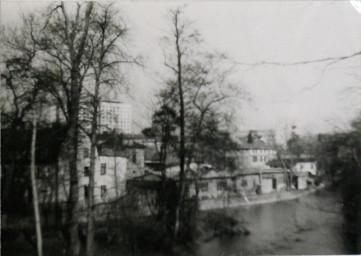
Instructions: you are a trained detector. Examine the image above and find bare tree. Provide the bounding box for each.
[1,14,55,219]
[181,53,244,211]
[162,6,201,238]
[79,4,139,255]
[38,3,94,255]
[1,18,41,206]
[2,3,139,254]
[161,7,247,241]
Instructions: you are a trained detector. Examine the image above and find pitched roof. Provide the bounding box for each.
[97,147,129,158]
[233,167,285,176]
[144,145,180,166]
[144,147,160,162]
[238,137,275,150]
[97,133,145,151]
[202,170,220,179]
[98,132,145,141]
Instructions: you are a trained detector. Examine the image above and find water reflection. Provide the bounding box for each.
[191,189,356,255]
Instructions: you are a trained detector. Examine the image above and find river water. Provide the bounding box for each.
[192,189,351,255]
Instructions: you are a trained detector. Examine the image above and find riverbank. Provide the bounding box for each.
[193,187,350,256]
[199,185,326,210]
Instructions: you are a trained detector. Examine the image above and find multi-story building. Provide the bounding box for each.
[226,131,277,169]
[34,131,145,207]
[77,133,145,203]
[237,138,277,168]
[38,100,132,135]
[79,146,128,202]
[99,100,132,134]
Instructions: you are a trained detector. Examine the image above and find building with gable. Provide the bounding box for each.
[228,131,277,169]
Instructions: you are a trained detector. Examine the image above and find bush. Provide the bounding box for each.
[96,216,173,255]
[198,211,250,242]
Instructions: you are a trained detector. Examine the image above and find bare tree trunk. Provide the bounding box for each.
[113,152,119,197]
[60,2,94,253]
[113,132,119,198]
[67,7,93,250]
[86,131,96,256]
[30,109,43,256]
[55,163,61,226]
[194,171,200,214]
[67,116,81,256]
[86,78,100,256]
[173,10,186,240]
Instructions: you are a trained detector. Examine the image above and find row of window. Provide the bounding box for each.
[198,179,256,193]
[198,180,228,192]
[243,149,276,154]
[299,163,315,169]
[252,156,269,162]
[84,185,107,198]
[84,163,106,176]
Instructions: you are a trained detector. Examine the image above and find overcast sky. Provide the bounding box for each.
[2,1,361,139]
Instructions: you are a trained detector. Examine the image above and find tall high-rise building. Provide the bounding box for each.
[99,101,132,134]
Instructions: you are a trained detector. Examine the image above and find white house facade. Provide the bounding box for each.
[80,151,128,203]
[292,162,317,176]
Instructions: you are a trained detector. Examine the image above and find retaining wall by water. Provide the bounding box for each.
[199,186,323,210]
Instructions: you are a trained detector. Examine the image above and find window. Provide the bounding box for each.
[272,177,277,189]
[101,164,106,175]
[199,182,208,192]
[101,185,107,198]
[241,179,248,187]
[84,185,89,199]
[84,167,90,176]
[253,156,257,162]
[217,180,227,191]
[84,148,89,158]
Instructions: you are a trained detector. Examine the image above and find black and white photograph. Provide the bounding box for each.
[1,1,361,255]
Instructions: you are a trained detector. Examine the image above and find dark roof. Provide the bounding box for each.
[126,142,145,149]
[267,158,316,168]
[98,133,145,141]
[144,145,180,167]
[233,167,285,176]
[97,147,129,158]
[97,142,144,158]
[238,137,275,150]
[122,134,145,140]
[101,100,126,104]
[131,173,162,182]
[201,170,232,179]
[97,133,145,150]
[144,147,161,162]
